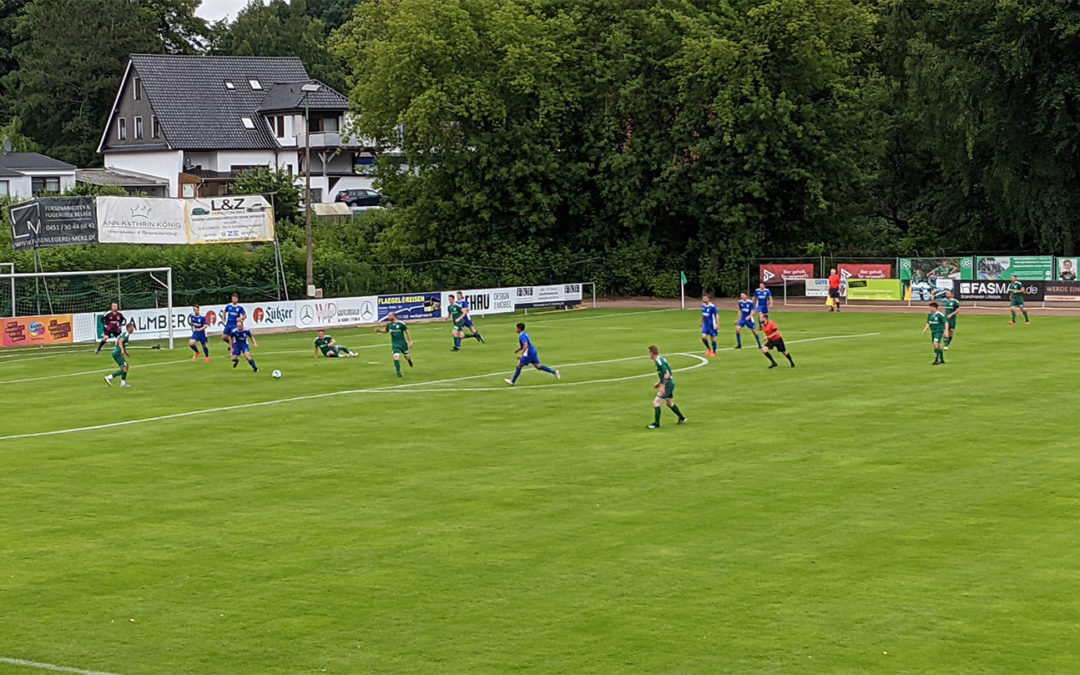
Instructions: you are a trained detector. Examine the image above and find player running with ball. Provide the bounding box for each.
[647,346,686,429]
[230,318,258,372]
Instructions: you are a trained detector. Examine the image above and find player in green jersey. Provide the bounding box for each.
[447,297,466,351]
[104,322,136,387]
[313,329,357,358]
[375,311,414,377]
[943,290,960,349]
[647,345,687,429]
[1007,275,1030,324]
[922,302,950,365]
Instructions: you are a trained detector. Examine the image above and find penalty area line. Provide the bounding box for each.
[0,656,124,675]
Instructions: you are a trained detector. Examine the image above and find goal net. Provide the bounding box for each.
[0,266,175,348]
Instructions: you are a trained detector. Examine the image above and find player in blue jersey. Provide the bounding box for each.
[455,291,485,343]
[221,293,246,346]
[230,317,258,372]
[188,304,210,362]
[735,292,762,349]
[754,282,773,321]
[700,295,719,357]
[505,322,560,385]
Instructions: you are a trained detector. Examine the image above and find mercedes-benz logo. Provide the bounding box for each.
[300,304,314,326]
[361,300,374,321]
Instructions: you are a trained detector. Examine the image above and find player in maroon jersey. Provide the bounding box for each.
[96,302,126,354]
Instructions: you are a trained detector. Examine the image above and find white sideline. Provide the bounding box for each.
[0,656,124,675]
[0,346,384,386]
[0,353,707,441]
[0,333,878,442]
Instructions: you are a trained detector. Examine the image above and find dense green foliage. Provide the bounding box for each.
[3,309,1080,673]
[3,0,1080,295]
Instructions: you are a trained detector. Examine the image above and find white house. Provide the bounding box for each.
[0,152,77,199]
[97,54,381,203]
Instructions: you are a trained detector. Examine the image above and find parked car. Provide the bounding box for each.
[335,188,384,207]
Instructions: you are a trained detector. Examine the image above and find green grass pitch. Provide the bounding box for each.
[1,308,1078,674]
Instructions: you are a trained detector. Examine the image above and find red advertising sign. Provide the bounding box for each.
[760,263,814,286]
[839,263,892,280]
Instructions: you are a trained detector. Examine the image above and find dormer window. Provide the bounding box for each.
[224,80,235,90]
[249,79,262,90]
[241,117,255,130]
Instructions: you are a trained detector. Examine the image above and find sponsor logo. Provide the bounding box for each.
[205,311,219,326]
[361,300,375,321]
[516,287,534,298]
[299,304,315,326]
[252,305,293,325]
[253,307,265,323]
[762,269,775,282]
[564,284,581,294]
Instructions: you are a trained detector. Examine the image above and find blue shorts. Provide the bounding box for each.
[519,352,540,367]
[757,305,769,315]
[223,326,236,338]
[702,325,718,337]
[463,318,474,328]
[738,316,756,329]
[231,342,249,357]
[190,332,208,344]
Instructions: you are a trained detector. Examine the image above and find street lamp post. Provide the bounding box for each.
[301,83,321,298]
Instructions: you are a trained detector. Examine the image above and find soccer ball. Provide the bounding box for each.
[272,369,282,379]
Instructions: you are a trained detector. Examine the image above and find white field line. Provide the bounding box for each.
[0,656,124,675]
[0,333,877,441]
[0,346,385,386]
[0,353,705,441]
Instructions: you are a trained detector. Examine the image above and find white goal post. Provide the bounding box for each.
[0,266,175,349]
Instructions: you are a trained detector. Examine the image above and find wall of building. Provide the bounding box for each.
[0,175,33,199]
[105,150,183,197]
[101,67,167,151]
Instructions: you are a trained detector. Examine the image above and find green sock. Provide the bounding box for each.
[113,369,124,378]
[121,371,128,381]
[945,336,952,346]
[394,360,401,374]
[1023,311,1029,321]
[670,405,684,419]
[936,349,944,362]
[653,407,661,426]
[1011,311,1016,321]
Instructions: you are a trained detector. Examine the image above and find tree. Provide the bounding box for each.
[0,0,29,118]
[212,0,345,90]
[233,167,302,225]
[0,115,38,152]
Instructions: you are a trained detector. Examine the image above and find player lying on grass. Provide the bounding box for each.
[923,301,949,365]
[1008,275,1031,325]
[104,322,135,387]
[96,302,125,354]
[505,323,560,385]
[230,318,258,372]
[314,329,357,358]
[374,311,413,377]
[735,292,763,350]
[647,345,686,429]
[760,317,795,368]
[456,291,485,343]
[701,294,718,356]
[189,304,210,362]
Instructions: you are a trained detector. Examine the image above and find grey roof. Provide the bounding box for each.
[0,152,76,171]
[0,166,22,177]
[129,54,313,150]
[258,80,349,114]
[76,168,169,187]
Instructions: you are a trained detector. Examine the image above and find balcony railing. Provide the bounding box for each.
[295,131,374,150]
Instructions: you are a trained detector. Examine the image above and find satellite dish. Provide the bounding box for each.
[2,139,11,154]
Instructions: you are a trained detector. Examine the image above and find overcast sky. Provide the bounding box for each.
[196,0,253,23]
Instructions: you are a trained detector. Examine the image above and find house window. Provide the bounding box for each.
[0,181,8,198]
[224,80,235,90]
[152,115,161,139]
[32,177,61,194]
[241,117,255,130]
[134,116,144,140]
[271,115,287,138]
[118,118,127,140]
[134,77,142,100]
[249,79,262,90]
[308,116,340,133]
